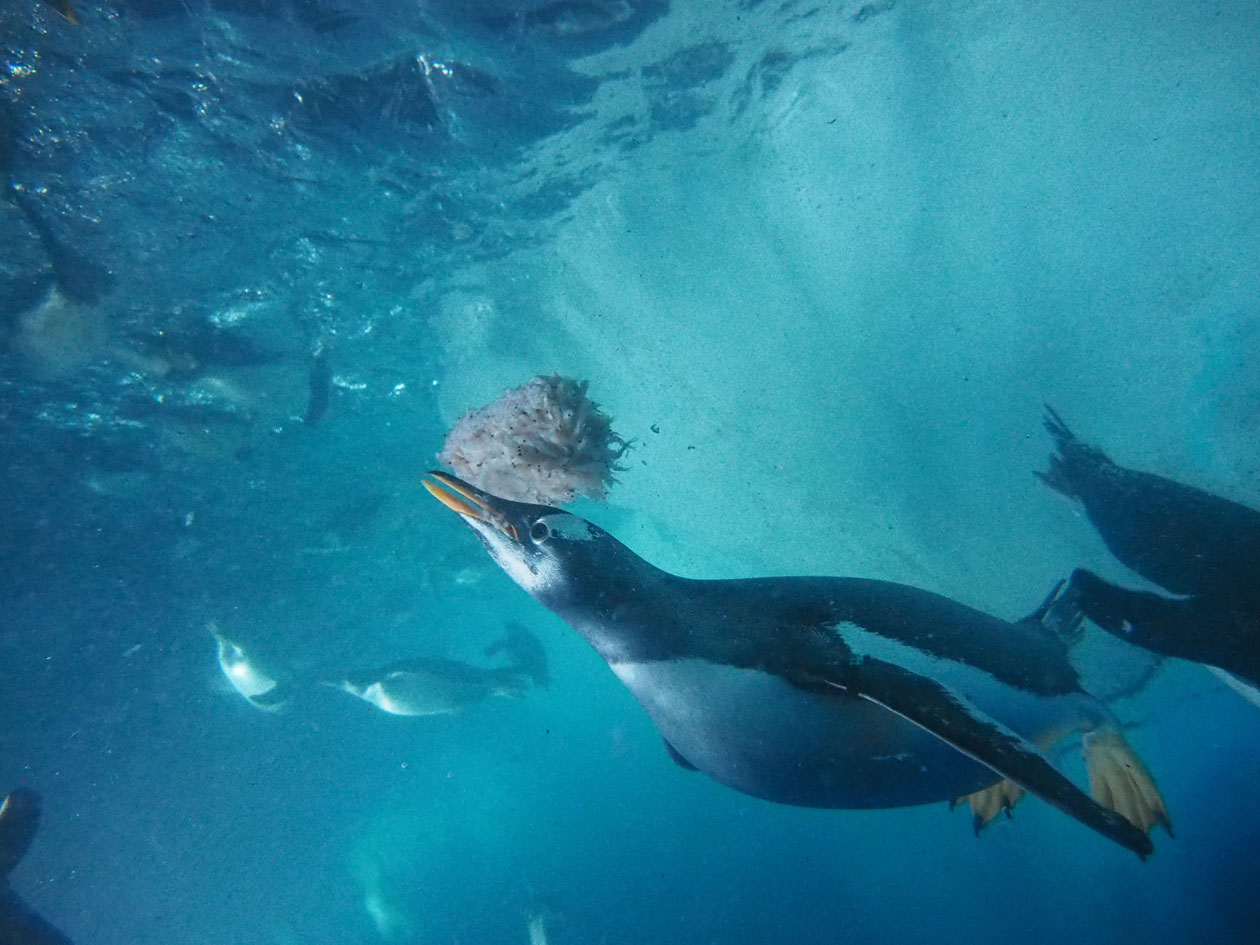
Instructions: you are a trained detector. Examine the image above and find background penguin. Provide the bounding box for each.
[210,622,292,711]
[424,471,1170,858]
[1038,407,1260,695]
[484,621,551,689]
[325,624,547,717]
[0,788,74,945]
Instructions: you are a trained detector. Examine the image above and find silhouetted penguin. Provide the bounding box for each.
[424,472,1169,858]
[0,789,74,945]
[1039,407,1260,692]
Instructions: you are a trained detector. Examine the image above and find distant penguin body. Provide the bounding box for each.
[1040,408,1260,690]
[210,623,289,711]
[332,658,527,717]
[424,472,1169,857]
[328,623,545,717]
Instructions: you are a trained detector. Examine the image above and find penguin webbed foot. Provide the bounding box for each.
[1038,577,1087,647]
[957,780,1027,836]
[1083,727,1173,839]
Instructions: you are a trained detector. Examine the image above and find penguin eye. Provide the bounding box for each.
[529,520,551,543]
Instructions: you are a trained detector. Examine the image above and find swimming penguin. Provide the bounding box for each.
[1,788,74,945]
[1039,407,1260,693]
[325,625,543,717]
[210,622,290,711]
[423,472,1170,858]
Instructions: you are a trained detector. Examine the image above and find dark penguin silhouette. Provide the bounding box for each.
[0,789,74,945]
[425,472,1169,858]
[303,344,333,426]
[1039,407,1260,691]
[485,621,551,689]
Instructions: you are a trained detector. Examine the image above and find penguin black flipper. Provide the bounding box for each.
[0,886,75,945]
[485,622,550,689]
[1066,569,1260,689]
[794,652,1154,859]
[0,790,75,945]
[0,790,40,879]
[246,682,292,710]
[303,345,332,426]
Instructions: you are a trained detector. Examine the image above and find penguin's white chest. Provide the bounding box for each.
[354,673,485,716]
[218,653,277,700]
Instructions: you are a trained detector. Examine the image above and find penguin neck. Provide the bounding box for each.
[543,555,694,664]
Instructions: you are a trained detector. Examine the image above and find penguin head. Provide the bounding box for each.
[424,471,636,612]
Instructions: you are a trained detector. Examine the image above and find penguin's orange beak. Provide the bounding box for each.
[423,472,520,543]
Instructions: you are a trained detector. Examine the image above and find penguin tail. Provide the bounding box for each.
[1036,405,1113,499]
[1082,727,1173,839]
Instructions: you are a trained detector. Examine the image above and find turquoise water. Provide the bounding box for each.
[2,1,1258,942]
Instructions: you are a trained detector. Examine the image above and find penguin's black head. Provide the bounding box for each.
[423,471,641,614]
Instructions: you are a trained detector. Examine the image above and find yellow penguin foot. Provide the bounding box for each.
[956,780,1027,834]
[1083,728,1173,837]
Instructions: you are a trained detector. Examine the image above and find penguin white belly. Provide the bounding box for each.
[610,657,1088,809]
[218,654,277,700]
[364,673,488,716]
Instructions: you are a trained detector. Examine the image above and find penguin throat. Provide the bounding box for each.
[471,520,561,596]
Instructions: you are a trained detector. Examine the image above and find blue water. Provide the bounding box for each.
[2,1,1259,942]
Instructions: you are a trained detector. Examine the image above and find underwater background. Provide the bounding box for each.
[2,0,1258,942]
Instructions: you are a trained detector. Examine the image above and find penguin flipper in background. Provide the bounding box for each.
[0,790,38,877]
[1062,569,1260,689]
[0,789,75,945]
[485,622,550,689]
[786,644,1157,859]
[303,344,332,426]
